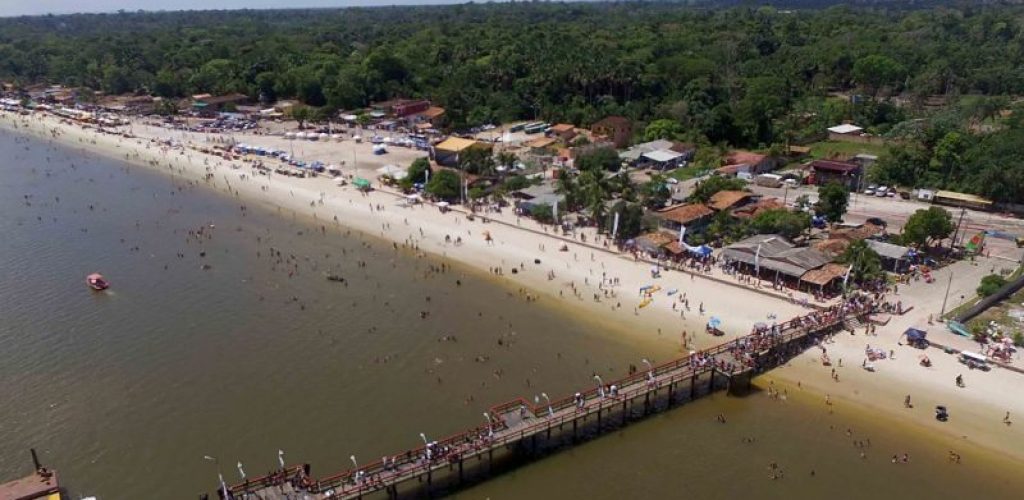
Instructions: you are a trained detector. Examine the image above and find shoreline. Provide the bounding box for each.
[3,110,1022,466]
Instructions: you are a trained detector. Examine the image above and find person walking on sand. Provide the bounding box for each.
[904,395,912,408]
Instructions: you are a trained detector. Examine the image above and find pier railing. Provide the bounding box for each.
[225,300,873,499]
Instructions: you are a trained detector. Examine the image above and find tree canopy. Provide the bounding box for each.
[901,206,954,248]
[750,209,811,240]
[977,274,1007,297]
[815,182,849,224]
[6,3,1024,201]
[401,157,431,189]
[426,169,460,202]
[839,239,883,284]
[689,176,747,203]
[575,147,621,173]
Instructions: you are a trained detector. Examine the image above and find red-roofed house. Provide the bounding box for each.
[808,159,862,189]
[708,190,754,211]
[655,203,715,232]
[720,150,773,175]
[591,116,632,148]
[732,197,785,218]
[548,123,577,142]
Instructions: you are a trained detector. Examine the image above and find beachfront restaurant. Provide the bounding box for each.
[865,239,914,273]
[721,234,837,291]
[431,137,492,167]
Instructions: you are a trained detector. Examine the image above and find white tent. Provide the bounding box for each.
[376,164,407,180]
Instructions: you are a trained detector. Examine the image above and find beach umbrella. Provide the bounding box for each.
[707,317,722,329]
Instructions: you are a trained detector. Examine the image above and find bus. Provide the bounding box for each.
[523,122,548,134]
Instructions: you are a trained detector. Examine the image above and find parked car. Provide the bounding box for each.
[875,185,889,197]
[866,217,887,227]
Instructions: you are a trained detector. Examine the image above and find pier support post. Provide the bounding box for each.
[690,374,696,400]
[572,417,578,442]
[708,366,716,392]
[644,391,650,415]
[668,382,674,405]
[597,401,603,429]
[459,458,464,483]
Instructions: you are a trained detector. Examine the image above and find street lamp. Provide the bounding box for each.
[594,375,605,398]
[642,358,655,383]
[483,412,494,436]
[540,392,553,417]
[754,237,777,277]
[203,455,227,499]
[419,433,431,460]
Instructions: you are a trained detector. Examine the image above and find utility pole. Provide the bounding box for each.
[939,271,955,319]
[950,208,967,251]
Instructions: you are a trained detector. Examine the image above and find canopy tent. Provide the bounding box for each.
[688,244,712,257]
[353,177,372,190]
[904,328,927,343]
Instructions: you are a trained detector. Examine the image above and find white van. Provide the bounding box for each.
[755,173,783,188]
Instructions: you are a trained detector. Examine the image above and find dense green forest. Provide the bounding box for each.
[3,2,1024,201]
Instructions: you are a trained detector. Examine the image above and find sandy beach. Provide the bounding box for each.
[3,110,1022,466]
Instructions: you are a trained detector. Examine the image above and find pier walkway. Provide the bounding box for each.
[219,298,875,499]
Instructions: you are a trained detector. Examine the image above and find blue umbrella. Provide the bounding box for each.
[707,316,721,328]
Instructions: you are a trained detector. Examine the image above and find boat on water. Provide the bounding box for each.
[86,273,109,291]
[325,274,346,283]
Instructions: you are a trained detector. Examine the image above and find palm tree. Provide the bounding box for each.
[556,174,581,211]
[839,240,883,284]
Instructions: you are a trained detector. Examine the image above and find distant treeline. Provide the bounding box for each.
[3,2,1024,200]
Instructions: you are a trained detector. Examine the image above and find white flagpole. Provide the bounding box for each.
[612,211,620,240]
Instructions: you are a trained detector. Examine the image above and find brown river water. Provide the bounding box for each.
[0,129,1021,499]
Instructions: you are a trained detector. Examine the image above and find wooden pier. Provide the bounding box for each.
[0,450,61,500]
[218,301,874,499]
